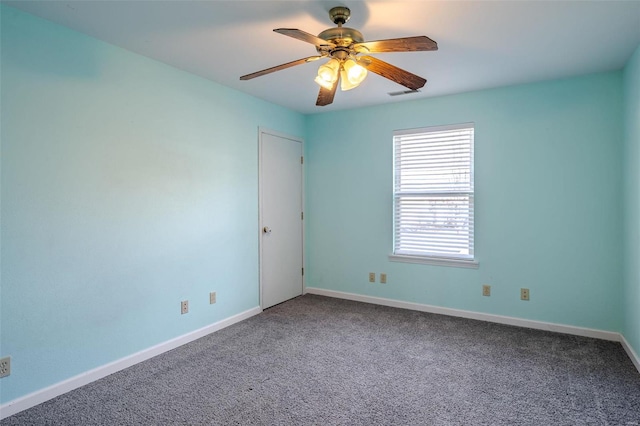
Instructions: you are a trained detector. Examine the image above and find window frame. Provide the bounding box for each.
[389,123,478,269]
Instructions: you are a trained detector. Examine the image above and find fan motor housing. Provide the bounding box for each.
[317,27,364,47]
[316,7,364,57]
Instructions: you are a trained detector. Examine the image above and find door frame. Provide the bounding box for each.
[258,127,305,310]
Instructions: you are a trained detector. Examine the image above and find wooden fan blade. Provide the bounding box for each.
[359,56,427,90]
[316,79,338,106]
[354,36,438,53]
[240,56,322,80]
[274,28,335,48]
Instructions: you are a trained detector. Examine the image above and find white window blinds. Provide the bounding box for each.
[393,123,474,261]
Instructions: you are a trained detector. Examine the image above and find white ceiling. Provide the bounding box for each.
[5,0,640,114]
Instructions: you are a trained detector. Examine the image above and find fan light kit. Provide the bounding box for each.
[240,6,438,106]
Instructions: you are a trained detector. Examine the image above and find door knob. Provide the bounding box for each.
[263,227,272,234]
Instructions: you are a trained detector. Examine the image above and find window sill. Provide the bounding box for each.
[388,254,479,269]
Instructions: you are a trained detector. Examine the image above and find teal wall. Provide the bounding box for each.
[0,6,304,403]
[306,72,624,331]
[1,3,637,409]
[623,44,640,359]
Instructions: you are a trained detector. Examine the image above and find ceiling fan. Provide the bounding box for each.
[240,6,438,107]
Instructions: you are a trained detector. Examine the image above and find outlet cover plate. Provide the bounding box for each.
[369,272,375,283]
[210,292,216,304]
[181,300,189,314]
[520,288,530,301]
[380,273,387,284]
[0,356,10,378]
[482,285,491,297]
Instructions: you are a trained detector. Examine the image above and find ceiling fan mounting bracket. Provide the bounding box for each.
[328,6,351,26]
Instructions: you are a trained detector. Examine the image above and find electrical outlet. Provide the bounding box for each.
[521,288,530,301]
[482,285,491,297]
[380,273,387,284]
[0,357,10,378]
[181,300,189,314]
[210,292,216,304]
[369,272,375,283]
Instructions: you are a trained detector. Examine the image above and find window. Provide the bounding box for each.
[391,123,476,268]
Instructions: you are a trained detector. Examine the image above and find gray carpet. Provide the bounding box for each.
[2,294,640,425]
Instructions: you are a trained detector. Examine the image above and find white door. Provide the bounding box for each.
[259,129,303,309]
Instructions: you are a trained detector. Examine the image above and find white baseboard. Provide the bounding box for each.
[304,287,621,342]
[0,306,262,420]
[620,334,640,374]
